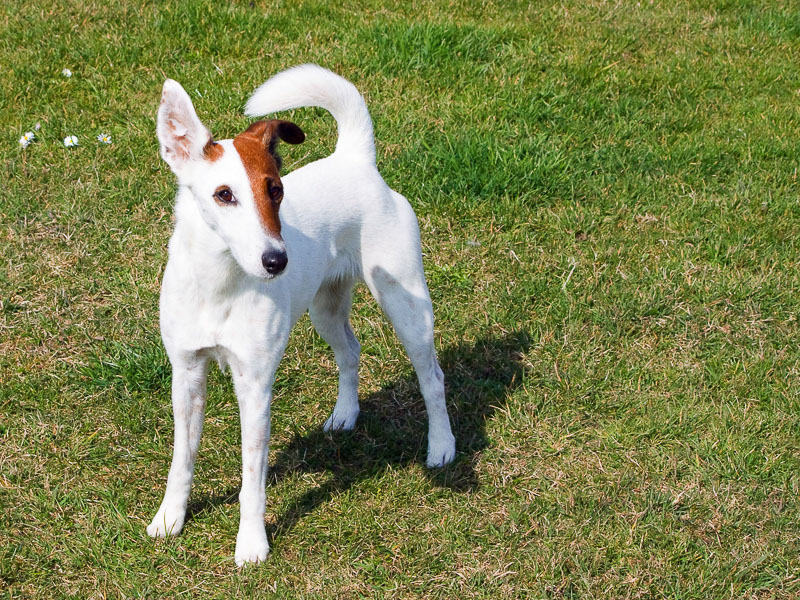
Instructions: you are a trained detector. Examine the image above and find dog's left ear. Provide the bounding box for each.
[267,120,305,171]
[268,120,305,146]
[242,120,305,171]
[157,79,215,179]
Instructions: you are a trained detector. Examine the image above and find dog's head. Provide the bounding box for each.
[157,79,305,279]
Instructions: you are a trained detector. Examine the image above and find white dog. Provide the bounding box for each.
[146,64,456,565]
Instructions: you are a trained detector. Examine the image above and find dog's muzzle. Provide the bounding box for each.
[262,248,288,275]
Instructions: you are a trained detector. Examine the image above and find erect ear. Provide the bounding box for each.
[157,79,216,177]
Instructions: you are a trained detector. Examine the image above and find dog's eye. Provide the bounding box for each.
[268,183,283,202]
[214,187,236,205]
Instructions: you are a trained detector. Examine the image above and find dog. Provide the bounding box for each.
[146,64,456,565]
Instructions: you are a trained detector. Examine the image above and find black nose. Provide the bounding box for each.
[261,249,288,275]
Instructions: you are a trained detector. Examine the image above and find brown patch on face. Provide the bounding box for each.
[203,137,224,162]
[232,121,284,238]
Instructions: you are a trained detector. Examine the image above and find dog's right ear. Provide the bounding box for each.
[157,79,215,178]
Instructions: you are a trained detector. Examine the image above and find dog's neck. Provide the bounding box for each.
[170,186,249,297]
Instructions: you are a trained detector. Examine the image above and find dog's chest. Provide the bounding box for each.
[160,266,282,358]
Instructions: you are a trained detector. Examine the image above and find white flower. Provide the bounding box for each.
[63,135,78,147]
[97,133,112,144]
[62,68,72,77]
[34,122,41,131]
[19,131,35,148]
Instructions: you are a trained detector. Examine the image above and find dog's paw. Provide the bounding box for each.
[147,505,185,538]
[426,433,456,468]
[235,528,270,566]
[323,406,359,432]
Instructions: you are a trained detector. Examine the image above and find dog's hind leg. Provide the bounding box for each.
[362,244,456,468]
[310,278,361,432]
[148,354,210,538]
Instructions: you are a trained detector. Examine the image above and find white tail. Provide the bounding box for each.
[245,64,375,161]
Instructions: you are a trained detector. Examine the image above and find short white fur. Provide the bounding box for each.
[148,64,456,566]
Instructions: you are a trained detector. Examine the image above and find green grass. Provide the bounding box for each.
[2,0,800,597]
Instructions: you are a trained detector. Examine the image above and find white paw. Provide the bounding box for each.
[323,405,359,432]
[235,528,270,566]
[426,433,456,468]
[147,505,185,538]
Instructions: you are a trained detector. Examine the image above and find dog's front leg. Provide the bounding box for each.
[148,355,209,538]
[231,365,273,566]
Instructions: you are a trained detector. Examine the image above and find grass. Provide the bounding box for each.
[1,0,800,597]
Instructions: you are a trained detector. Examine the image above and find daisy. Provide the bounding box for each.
[97,133,112,144]
[62,68,72,77]
[19,131,35,148]
[63,135,79,147]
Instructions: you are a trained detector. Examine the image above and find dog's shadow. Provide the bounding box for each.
[186,329,530,544]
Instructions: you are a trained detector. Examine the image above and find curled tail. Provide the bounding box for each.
[245,64,375,161]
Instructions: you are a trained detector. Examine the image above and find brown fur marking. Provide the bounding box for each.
[232,121,283,238]
[203,138,224,162]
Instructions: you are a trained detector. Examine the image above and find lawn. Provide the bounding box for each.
[1,0,800,597]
